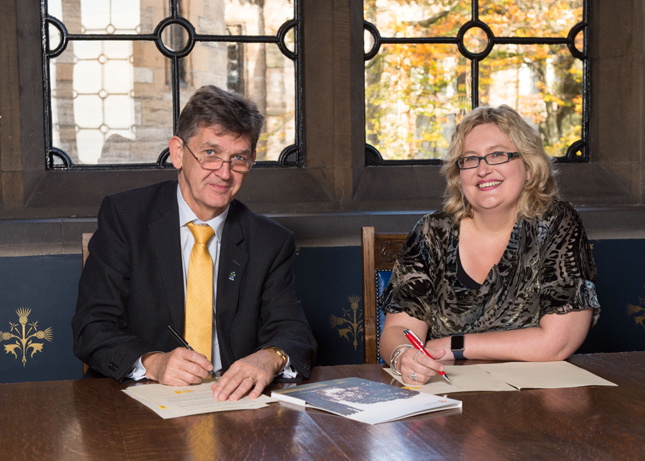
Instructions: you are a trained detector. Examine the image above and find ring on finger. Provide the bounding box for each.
[244,376,255,383]
[413,350,421,363]
[409,371,418,381]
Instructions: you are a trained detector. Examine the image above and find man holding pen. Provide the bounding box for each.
[73,85,316,401]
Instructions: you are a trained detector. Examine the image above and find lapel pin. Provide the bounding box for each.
[228,271,236,281]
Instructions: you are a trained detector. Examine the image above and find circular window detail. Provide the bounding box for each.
[155,17,196,58]
[457,21,494,60]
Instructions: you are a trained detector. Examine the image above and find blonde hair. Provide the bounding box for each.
[441,105,558,223]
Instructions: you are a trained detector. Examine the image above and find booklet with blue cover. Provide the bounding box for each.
[271,377,462,424]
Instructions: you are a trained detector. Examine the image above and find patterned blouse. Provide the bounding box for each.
[382,201,600,339]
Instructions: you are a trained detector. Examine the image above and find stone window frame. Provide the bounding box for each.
[0,0,644,249]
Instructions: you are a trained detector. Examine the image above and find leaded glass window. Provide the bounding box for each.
[42,0,301,169]
[364,0,589,164]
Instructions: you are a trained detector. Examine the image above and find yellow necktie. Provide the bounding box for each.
[185,222,215,362]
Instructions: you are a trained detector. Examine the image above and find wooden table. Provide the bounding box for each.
[1,352,644,460]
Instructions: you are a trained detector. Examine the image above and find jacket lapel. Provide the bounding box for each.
[216,201,248,365]
[149,181,185,333]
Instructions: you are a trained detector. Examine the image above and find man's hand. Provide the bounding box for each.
[142,348,213,386]
[211,348,283,401]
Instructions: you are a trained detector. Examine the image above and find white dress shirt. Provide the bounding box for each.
[177,185,228,371]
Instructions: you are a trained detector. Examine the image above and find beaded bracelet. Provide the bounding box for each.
[389,344,412,376]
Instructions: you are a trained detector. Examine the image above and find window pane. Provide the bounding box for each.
[366,44,470,160]
[262,43,296,161]
[364,0,586,162]
[480,1,583,38]
[480,44,582,157]
[181,0,294,35]
[364,0,471,37]
[179,41,295,162]
[48,0,157,34]
[46,0,300,168]
[50,40,173,164]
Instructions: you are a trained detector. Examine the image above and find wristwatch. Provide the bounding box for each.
[267,346,288,372]
[451,334,466,360]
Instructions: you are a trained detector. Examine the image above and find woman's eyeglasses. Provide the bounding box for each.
[456,151,520,170]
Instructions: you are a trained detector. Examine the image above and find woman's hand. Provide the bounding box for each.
[398,345,447,385]
[381,312,450,383]
[381,312,446,384]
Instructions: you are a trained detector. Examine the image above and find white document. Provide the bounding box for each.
[475,361,617,390]
[385,365,517,394]
[384,361,616,395]
[123,381,277,419]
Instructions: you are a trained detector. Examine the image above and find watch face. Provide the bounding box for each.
[452,335,465,350]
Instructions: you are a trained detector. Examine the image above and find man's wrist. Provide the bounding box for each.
[141,352,162,380]
[127,356,149,381]
[264,346,288,374]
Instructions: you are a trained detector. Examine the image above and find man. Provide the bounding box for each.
[73,85,316,401]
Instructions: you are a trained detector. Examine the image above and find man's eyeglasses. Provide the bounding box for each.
[179,137,254,173]
[456,151,520,170]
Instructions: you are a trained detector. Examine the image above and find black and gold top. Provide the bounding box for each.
[382,201,600,339]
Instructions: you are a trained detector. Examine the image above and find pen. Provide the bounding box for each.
[403,328,451,383]
[167,325,217,377]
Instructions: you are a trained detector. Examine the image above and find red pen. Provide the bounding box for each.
[403,329,451,383]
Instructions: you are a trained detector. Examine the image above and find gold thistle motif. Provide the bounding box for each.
[0,308,53,367]
[330,296,363,351]
[627,289,645,328]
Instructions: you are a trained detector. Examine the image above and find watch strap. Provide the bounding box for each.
[451,334,466,360]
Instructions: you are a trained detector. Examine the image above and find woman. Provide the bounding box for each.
[380,105,600,385]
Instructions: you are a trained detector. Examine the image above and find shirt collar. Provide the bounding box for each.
[177,184,229,239]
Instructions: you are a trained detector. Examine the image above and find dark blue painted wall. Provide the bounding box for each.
[0,255,82,382]
[579,240,645,354]
[293,247,365,367]
[0,241,643,383]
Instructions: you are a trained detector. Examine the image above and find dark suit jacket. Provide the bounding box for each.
[73,180,316,381]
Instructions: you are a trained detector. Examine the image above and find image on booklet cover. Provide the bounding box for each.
[280,378,417,415]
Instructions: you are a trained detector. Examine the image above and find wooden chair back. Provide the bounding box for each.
[361,227,407,364]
